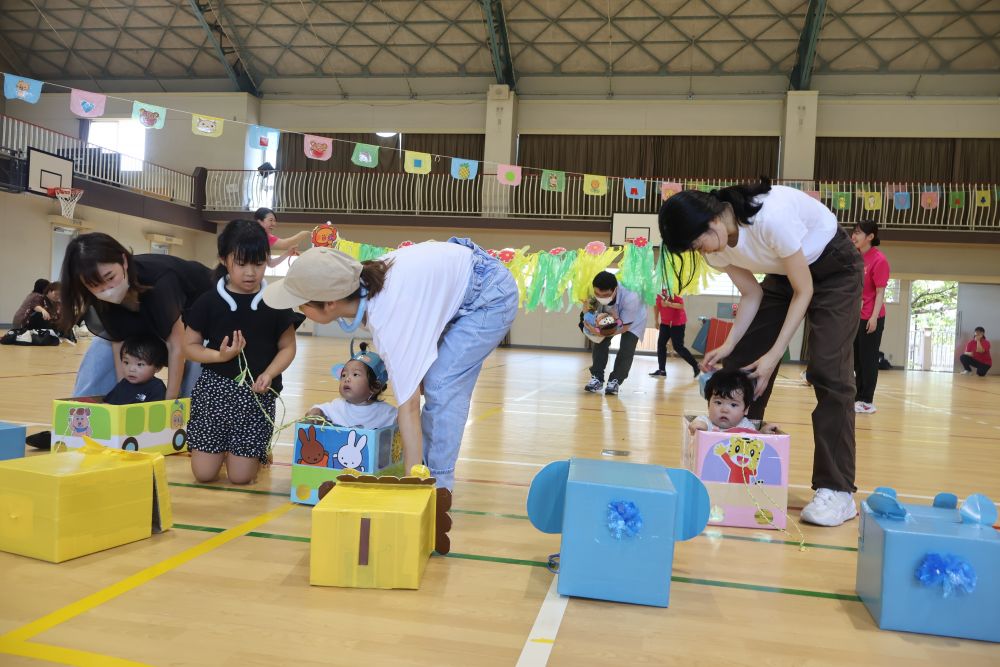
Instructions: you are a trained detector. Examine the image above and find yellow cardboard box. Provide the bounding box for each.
[0,438,172,562]
[311,474,451,589]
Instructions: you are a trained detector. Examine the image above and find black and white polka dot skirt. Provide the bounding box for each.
[187,368,276,463]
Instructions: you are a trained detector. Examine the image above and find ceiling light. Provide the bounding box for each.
[376,131,398,138]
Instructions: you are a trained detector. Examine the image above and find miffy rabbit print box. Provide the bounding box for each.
[290,422,404,505]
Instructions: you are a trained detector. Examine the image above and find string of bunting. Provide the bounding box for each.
[4,73,996,208]
[309,223,714,310]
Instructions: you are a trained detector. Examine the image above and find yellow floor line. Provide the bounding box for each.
[0,503,294,647]
[0,639,155,667]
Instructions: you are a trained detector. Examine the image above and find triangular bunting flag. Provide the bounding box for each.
[819,183,837,198]
[893,192,911,210]
[805,190,821,201]
[623,178,646,200]
[540,170,565,193]
[949,191,966,209]
[661,181,682,201]
[303,134,333,161]
[70,89,106,117]
[191,114,224,138]
[863,191,882,211]
[404,151,432,174]
[450,158,479,180]
[248,125,275,150]
[352,143,379,168]
[3,73,42,103]
[975,189,990,207]
[920,192,939,210]
[496,164,522,186]
[832,192,852,210]
[583,174,607,196]
[132,101,166,129]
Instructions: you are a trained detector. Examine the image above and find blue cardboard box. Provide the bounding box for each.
[290,422,403,505]
[856,487,1000,642]
[0,422,26,461]
[527,458,710,607]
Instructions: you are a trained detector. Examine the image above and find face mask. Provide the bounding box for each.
[595,290,615,306]
[337,289,368,333]
[95,279,129,304]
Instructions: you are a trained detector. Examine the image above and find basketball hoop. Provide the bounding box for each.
[48,187,84,220]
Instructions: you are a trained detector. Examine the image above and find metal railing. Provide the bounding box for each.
[0,114,193,205]
[907,327,958,372]
[204,168,1000,230]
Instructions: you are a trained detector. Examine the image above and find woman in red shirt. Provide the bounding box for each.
[960,327,992,376]
[851,221,890,414]
[649,291,700,378]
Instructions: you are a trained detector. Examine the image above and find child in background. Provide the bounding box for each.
[103,335,168,404]
[306,342,397,428]
[253,207,311,268]
[183,219,304,484]
[689,369,780,434]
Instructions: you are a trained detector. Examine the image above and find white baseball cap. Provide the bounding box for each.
[261,246,362,310]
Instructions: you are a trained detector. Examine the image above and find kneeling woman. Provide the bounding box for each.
[659,178,863,527]
[263,238,518,490]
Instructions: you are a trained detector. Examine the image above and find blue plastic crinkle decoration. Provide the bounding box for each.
[607,500,642,540]
[915,553,977,598]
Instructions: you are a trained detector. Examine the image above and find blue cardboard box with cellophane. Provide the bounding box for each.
[0,438,172,562]
[855,487,1000,642]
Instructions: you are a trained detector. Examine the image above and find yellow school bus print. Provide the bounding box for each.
[51,396,191,455]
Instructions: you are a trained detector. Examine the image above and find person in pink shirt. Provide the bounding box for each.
[851,221,890,414]
[254,207,310,268]
[959,327,992,376]
[649,290,700,378]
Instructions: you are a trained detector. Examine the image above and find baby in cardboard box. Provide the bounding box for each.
[688,369,780,435]
[305,342,397,429]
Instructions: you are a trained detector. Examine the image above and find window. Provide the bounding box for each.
[88,119,145,171]
[884,279,900,304]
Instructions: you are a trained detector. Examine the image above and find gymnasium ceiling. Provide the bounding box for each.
[1,0,998,98]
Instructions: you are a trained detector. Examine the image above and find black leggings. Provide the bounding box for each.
[656,324,699,372]
[853,317,885,403]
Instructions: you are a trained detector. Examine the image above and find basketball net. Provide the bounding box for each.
[50,187,84,220]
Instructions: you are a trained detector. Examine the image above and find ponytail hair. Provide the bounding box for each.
[853,220,880,246]
[713,176,771,225]
[351,258,393,299]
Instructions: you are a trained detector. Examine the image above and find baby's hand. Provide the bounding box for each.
[689,419,708,435]
[304,407,325,420]
[762,422,780,434]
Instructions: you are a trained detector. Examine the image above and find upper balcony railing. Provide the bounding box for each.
[0,114,193,206]
[205,168,1000,231]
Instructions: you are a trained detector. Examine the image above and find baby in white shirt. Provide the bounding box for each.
[689,369,779,434]
[306,342,397,428]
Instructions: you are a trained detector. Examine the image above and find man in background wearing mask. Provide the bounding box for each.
[583,271,648,395]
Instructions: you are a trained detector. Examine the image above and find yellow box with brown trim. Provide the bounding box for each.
[0,440,172,562]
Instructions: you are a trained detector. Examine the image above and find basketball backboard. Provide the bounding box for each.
[27,147,73,196]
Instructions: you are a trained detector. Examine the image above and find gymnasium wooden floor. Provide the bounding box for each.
[1,335,998,666]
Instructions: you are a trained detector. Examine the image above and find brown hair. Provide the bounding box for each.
[59,233,147,331]
[304,258,394,309]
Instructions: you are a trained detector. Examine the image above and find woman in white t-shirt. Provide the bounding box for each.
[263,239,518,489]
[659,178,863,527]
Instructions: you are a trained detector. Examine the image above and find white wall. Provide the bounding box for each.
[0,190,216,323]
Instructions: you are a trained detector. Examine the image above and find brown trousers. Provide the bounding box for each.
[722,228,864,492]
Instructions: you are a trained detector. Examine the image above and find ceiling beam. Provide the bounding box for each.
[789,0,827,90]
[479,0,516,91]
[185,0,259,96]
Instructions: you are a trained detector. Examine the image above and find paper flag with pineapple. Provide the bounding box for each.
[832,192,853,210]
[450,158,478,180]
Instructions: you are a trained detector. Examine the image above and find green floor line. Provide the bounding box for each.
[171,523,861,603]
[704,531,858,552]
[169,481,858,552]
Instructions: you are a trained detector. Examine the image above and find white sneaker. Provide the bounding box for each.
[584,376,604,393]
[854,401,864,413]
[801,488,858,527]
[961,370,972,375]
[855,402,876,414]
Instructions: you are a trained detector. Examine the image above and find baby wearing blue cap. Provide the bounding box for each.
[306,341,398,429]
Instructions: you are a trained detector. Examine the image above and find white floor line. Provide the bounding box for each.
[516,577,569,667]
[458,456,544,468]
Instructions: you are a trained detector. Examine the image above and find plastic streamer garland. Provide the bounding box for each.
[325,232,717,310]
[617,239,657,305]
